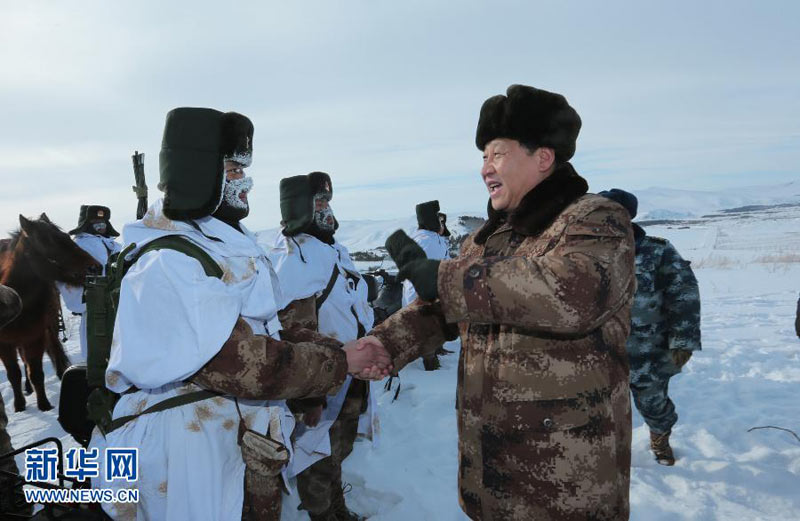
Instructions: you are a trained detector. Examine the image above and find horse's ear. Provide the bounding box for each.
[40,213,52,224]
[19,215,33,234]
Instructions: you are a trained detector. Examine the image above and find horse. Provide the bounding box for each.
[0,214,100,412]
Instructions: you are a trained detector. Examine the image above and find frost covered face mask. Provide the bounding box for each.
[313,192,335,232]
[91,222,107,235]
[223,174,254,210]
[214,165,254,225]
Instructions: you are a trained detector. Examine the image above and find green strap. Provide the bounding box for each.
[315,265,340,313]
[133,235,224,279]
[105,236,224,434]
[108,389,221,434]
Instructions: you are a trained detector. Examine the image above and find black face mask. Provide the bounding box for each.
[213,199,248,231]
[91,222,108,236]
[304,222,335,245]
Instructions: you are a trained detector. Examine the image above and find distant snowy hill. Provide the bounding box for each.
[256,180,800,252]
[633,180,800,220]
[256,213,485,256]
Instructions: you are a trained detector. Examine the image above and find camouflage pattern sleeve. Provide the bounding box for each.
[658,242,702,352]
[191,318,347,400]
[278,296,343,351]
[438,206,635,335]
[279,295,319,331]
[370,300,456,371]
[278,296,338,410]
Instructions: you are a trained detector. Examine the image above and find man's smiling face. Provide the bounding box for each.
[481,138,554,212]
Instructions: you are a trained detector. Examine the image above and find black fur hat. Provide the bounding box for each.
[598,188,638,219]
[416,200,441,232]
[280,171,337,236]
[475,84,581,162]
[159,107,226,220]
[159,109,254,220]
[221,112,253,167]
[68,205,120,237]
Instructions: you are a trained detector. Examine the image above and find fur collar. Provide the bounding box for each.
[474,162,589,245]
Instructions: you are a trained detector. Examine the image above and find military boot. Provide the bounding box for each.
[650,430,675,466]
[308,509,339,521]
[331,483,366,521]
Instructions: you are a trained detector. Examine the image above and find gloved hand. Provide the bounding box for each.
[670,349,693,368]
[303,404,323,427]
[398,258,441,302]
[385,230,427,268]
[385,230,440,302]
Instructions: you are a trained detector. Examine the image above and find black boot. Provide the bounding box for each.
[330,483,366,521]
[308,508,339,521]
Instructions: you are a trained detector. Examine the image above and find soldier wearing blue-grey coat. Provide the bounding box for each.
[600,189,701,466]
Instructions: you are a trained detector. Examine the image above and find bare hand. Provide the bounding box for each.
[343,336,392,380]
[303,404,323,427]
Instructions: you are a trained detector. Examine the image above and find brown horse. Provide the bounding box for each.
[0,214,100,412]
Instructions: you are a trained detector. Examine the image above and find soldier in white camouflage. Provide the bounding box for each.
[600,189,702,466]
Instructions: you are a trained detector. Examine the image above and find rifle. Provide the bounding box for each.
[131,151,148,219]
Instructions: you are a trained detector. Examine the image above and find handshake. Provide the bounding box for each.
[342,336,392,381]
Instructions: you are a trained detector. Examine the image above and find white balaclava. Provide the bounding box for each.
[313,192,335,232]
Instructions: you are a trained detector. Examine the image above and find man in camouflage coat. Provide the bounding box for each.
[371,85,636,521]
[600,189,701,466]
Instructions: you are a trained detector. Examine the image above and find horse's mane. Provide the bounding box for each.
[0,230,21,253]
[1,220,68,254]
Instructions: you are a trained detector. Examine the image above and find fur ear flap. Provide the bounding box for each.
[40,213,52,224]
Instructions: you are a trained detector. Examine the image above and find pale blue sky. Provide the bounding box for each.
[1,0,798,234]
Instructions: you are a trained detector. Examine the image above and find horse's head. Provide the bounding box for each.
[18,213,102,285]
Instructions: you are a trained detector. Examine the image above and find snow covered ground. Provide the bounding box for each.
[3,188,800,520]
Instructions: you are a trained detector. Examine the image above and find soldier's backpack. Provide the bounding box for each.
[58,235,223,445]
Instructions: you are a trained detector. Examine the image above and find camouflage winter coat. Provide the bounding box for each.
[627,226,701,386]
[372,164,636,521]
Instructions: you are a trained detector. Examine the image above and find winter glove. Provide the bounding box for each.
[385,230,427,268]
[385,230,440,302]
[398,258,441,302]
[286,397,327,414]
[303,404,324,427]
[670,349,693,368]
